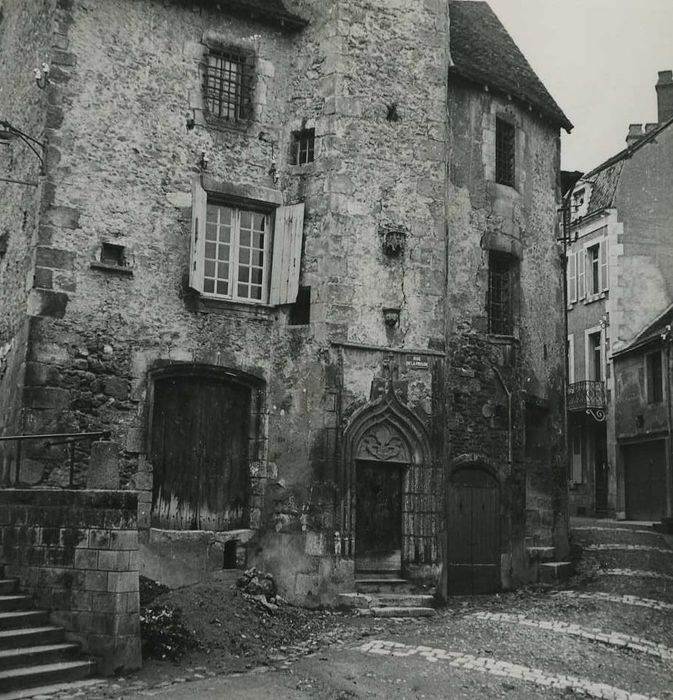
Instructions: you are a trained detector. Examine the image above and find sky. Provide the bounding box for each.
[483,0,673,172]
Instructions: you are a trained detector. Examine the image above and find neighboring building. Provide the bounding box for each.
[565,71,673,521]
[0,0,571,605]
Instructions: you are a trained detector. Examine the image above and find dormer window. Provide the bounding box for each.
[570,184,591,221]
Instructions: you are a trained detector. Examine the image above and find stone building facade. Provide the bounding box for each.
[565,71,673,523]
[0,0,571,604]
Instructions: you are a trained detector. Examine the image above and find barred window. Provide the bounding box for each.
[488,252,516,335]
[290,128,315,165]
[202,49,252,123]
[495,118,515,186]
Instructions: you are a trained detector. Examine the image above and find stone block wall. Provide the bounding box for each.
[0,489,141,674]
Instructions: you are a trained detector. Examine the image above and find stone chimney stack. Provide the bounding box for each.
[656,70,673,123]
[626,123,643,146]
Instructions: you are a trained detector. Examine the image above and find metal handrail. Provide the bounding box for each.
[567,380,606,411]
[0,431,111,487]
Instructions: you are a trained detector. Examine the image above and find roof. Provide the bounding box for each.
[578,114,673,218]
[448,1,573,132]
[205,0,307,30]
[612,303,673,359]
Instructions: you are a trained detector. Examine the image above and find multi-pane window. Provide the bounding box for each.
[588,331,602,381]
[587,244,600,294]
[290,129,315,165]
[203,49,251,123]
[646,351,663,404]
[495,118,515,186]
[204,204,269,302]
[488,252,516,335]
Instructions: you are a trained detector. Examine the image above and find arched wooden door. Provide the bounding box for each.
[446,467,500,595]
[150,371,251,530]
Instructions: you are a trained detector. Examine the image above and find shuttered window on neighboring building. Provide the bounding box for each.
[190,176,305,306]
[567,252,577,304]
[646,350,663,404]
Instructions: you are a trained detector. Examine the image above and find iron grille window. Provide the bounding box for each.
[488,252,515,335]
[290,128,315,165]
[495,118,515,186]
[646,351,663,404]
[203,49,252,123]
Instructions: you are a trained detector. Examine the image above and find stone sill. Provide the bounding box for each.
[487,334,519,344]
[195,294,276,321]
[90,262,134,276]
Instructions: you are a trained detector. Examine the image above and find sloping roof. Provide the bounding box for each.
[580,114,673,217]
[209,0,307,29]
[448,1,573,132]
[612,303,673,358]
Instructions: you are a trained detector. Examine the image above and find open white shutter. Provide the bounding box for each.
[269,203,305,305]
[567,252,577,303]
[190,175,207,293]
[600,239,608,291]
[577,250,585,300]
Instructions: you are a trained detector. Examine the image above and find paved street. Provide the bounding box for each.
[11,518,673,700]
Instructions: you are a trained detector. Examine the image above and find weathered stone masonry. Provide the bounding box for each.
[0,0,570,605]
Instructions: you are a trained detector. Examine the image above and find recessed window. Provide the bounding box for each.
[100,242,126,267]
[587,244,600,295]
[290,128,315,165]
[495,118,515,186]
[646,351,663,404]
[202,48,252,124]
[588,331,602,381]
[487,251,517,335]
[289,286,311,325]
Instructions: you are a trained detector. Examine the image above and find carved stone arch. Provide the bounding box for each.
[344,386,432,468]
[449,453,504,483]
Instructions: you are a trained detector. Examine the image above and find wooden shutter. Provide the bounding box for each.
[600,239,608,291]
[577,249,585,299]
[269,203,305,306]
[190,175,207,293]
[567,252,577,304]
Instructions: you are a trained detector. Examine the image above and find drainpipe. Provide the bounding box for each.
[664,329,673,521]
[493,366,513,465]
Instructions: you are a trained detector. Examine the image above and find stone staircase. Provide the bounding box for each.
[338,576,435,617]
[0,568,96,695]
[526,544,572,584]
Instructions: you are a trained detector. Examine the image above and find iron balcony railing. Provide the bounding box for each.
[567,380,606,412]
[0,431,110,488]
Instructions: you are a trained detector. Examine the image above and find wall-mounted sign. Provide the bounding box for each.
[406,354,429,370]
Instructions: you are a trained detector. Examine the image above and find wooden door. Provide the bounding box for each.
[446,468,500,595]
[355,461,403,575]
[624,441,666,521]
[150,374,250,530]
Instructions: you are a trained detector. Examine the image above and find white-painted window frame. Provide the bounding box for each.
[584,324,605,382]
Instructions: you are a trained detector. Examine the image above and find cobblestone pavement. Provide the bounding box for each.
[7,518,673,700]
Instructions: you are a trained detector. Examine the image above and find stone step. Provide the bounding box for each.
[0,627,65,652]
[0,660,96,693]
[363,606,435,618]
[539,561,573,584]
[0,611,50,632]
[0,596,33,613]
[355,578,416,594]
[0,643,80,672]
[0,678,105,700]
[374,593,434,608]
[526,546,556,562]
[0,579,19,595]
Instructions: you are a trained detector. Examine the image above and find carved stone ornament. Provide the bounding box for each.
[361,424,405,461]
[379,224,408,256]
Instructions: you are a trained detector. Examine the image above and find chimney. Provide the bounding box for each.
[656,70,673,123]
[626,123,643,146]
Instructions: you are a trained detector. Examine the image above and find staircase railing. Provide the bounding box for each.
[0,431,110,487]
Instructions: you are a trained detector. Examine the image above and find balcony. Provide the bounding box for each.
[567,380,606,412]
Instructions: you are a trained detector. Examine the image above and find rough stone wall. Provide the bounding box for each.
[446,78,567,556]
[0,489,141,674]
[0,0,55,449]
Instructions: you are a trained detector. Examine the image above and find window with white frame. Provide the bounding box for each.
[190,176,305,306]
[576,237,608,301]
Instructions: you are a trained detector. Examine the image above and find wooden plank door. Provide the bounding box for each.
[355,461,403,575]
[151,374,250,530]
[624,441,665,521]
[446,468,500,595]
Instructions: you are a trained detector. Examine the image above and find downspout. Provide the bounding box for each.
[664,330,673,520]
[493,366,513,465]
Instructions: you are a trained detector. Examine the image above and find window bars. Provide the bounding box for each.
[488,253,514,335]
[202,50,251,123]
[495,118,515,186]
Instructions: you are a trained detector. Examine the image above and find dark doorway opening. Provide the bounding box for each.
[223,540,238,569]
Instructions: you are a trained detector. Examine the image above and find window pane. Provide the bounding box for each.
[240,230,251,247]
[217,280,229,295]
[206,223,217,241]
[217,262,229,279]
[206,205,218,223]
[217,244,230,261]
[204,260,215,277]
[204,278,215,293]
[240,211,252,230]
[238,283,248,297]
[205,242,216,259]
[239,248,250,265]
[251,250,263,266]
[239,267,249,283]
[250,286,262,300]
[251,268,263,285]
[253,231,264,249]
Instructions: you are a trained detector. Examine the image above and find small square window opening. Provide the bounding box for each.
[495,118,515,186]
[100,242,126,267]
[290,128,315,165]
